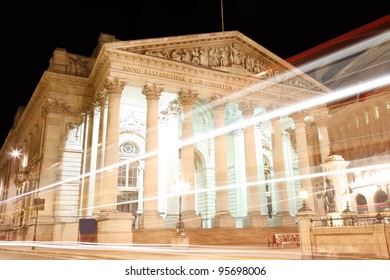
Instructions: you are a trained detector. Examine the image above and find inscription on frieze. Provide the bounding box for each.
[122,66,233,90]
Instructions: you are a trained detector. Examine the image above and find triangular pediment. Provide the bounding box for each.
[105,31,328,92]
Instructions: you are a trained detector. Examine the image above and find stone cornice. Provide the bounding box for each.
[14,72,90,144]
[89,53,111,96]
[13,75,50,143]
[41,99,86,118]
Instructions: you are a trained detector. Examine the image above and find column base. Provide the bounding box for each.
[164,214,180,229]
[267,211,297,227]
[138,209,165,229]
[97,211,134,243]
[181,210,202,228]
[171,235,190,248]
[212,212,236,228]
[243,211,267,228]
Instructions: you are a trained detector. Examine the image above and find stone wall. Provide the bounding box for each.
[309,223,390,259]
[133,226,299,245]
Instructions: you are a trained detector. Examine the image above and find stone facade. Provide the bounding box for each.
[0,30,387,244]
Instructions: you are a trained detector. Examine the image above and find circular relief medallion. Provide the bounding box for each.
[15,171,27,184]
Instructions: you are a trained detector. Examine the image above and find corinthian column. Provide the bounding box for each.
[211,95,235,228]
[101,77,126,211]
[271,117,295,226]
[178,89,201,228]
[239,100,266,228]
[291,112,315,212]
[97,77,133,244]
[314,111,331,162]
[138,82,165,229]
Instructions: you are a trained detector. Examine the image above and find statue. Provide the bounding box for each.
[325,179,337,213]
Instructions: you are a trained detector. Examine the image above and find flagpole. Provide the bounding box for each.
[221,0,224,31]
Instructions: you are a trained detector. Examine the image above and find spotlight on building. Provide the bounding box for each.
[10,149,21,158]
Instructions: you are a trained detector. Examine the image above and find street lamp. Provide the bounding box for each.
[175,180,189,236]
[298,188,312,212]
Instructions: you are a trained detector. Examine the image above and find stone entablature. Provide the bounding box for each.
[102,51,327,107]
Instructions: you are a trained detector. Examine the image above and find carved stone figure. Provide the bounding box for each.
[325,179,337,213]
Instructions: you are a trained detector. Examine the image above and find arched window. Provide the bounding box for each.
[355,194,368,214]
[374,189,389,213]
[117,141,140,224]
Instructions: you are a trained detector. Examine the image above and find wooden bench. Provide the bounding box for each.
[268,233,300,248]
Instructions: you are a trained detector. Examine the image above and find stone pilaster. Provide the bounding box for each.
[296,209,316,259]
[314,111,331,162]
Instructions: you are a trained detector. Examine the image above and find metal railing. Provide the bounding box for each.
[310,212,390,227]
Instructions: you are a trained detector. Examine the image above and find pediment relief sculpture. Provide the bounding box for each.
[142,43,274,74]
[127,42,314,90]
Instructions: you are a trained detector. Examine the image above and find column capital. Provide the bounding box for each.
[142,82,164,100]
[291,111,308,124]
[105,77,126,96]
[271,117,281,126]
[168,98,181,116]
[314,113,331,126]
[238,100,256,116]
[211,94,227,111]
[95,90,108,107]
[231,128,244,137]
[179,89,198,106]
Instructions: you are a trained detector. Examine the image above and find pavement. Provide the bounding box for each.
[0,241,303,260]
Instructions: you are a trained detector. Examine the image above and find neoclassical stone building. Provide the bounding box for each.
[288,15,390,217]
[0,30,359,243]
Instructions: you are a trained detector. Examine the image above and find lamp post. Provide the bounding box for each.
[298,189,312,212]
[175,180,188,236]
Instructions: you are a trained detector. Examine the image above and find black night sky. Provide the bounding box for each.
[0,0,389,145]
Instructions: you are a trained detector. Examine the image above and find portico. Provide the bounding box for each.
[0,31,332,243]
